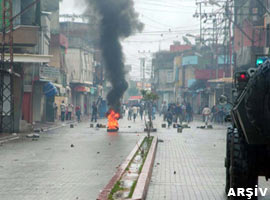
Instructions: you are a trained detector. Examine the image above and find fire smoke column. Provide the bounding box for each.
[85,0,143,113]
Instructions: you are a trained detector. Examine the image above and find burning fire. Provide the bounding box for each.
[106,109,120,132]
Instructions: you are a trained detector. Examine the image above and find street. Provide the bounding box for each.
[0,119,144,200]
[1,116,270,199]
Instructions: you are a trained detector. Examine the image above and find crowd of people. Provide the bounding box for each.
[56,101,99,123]
[55,99,231,127]
[201,104,232,125]
[160,101,193,127]
[123,102,157,122]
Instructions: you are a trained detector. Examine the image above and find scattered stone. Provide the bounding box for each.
[97,152,100,154]
[70,124,74,128]
[177,127,183,133]
[213,144,216,147]
[108,143,111,145]
[70,144,74,148]
[207,125,213,129]
[34,129,41,133]
[26,134,34,138]
[174,171,176,175]
[158,139,164,143]
[157,162,160,165]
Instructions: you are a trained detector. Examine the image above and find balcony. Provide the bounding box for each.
[0,25,39,46]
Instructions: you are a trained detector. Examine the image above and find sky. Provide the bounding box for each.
[59,0,217,80]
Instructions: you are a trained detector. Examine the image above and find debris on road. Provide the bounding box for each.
[26,133,40,139]
[70,144,74,148]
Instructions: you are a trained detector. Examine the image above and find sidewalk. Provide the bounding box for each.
[0,118,84,144]
[146,117,269,200]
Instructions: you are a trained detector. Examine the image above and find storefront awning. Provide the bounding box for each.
[74,86,91,92]
[70,80,93,85]
[208,77,233,83]
[5,53,52,63]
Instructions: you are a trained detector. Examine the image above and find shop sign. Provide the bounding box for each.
[40,66,61,80]
[24,85,32,92]
[75,86,90,92]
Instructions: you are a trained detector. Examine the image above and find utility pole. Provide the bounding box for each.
[140,57,146,90]
[194,1,203,43]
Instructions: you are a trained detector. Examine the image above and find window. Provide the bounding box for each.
[166,70,174,83]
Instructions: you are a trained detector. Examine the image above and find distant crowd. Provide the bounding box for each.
[160,102,193,127]
[56,101,99,123]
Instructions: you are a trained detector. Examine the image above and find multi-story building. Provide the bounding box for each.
[0,0,67,133]
[60,22,95,115]
[234,0,266,69]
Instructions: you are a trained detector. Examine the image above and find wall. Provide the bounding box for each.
[66,48,81,82]
[49,34,61,68]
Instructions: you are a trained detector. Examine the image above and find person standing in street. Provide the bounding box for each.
[91,102,98,122]
[139,105,144,120]
[128,106,133,120]
[202,105,211,126]
[132,106,138,122]
[67,104,73,120]
[60,101,66,122]
[166,108,173,128]
[75,105,81,122]
[181,102,186,123]
[186,102,193,123]
[161,102,168,121]
[175,103,182,124]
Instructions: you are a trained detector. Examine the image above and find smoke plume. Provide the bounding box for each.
[85,0,144,113]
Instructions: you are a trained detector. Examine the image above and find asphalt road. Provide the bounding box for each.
[0,118,145,200]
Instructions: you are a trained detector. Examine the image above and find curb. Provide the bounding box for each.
[131,136,158,200]
[0,121,76,145]
[0,135,20,145]
[36,121,76,133]
[97,137,145,200]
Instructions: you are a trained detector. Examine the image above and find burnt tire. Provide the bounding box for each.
[229,129,258,200]
[225,126,233,194]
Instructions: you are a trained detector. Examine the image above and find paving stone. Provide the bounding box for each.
[146,119,270,200]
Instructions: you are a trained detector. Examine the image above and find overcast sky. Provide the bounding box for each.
[60,0,217,80]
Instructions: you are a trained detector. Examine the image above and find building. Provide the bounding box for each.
[0,0,66,133]
[60,21,95,115]
[234,0,265,69]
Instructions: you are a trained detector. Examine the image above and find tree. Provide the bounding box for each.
[141,90,159,137]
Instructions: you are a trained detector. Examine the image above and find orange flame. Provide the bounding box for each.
[107,109,120,131]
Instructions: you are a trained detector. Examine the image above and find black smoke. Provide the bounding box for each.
[85,0,143,113]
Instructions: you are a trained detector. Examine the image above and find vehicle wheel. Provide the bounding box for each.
[229,129,258,200]
[225,126,233,194]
